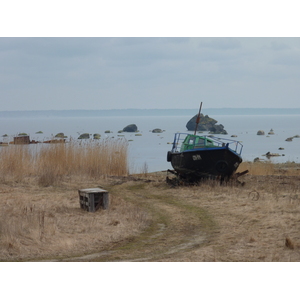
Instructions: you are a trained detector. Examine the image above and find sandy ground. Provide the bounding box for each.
[1,164,300,262]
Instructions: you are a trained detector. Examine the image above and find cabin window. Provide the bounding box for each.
[207,140,214,146]
[195,138,205,147]
[181,135,214,151]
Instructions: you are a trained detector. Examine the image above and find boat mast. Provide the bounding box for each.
[194,102,203,135]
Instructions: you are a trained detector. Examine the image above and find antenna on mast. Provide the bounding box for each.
[194,102,203,135]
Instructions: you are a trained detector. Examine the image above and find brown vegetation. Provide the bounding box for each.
[0,138,128,186]
[1,144,300,261]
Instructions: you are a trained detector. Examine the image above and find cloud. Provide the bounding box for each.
[1,37,300,110]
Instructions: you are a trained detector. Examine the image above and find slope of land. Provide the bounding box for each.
[1,162,300,262]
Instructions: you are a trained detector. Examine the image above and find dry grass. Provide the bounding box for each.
[0,180,150,261]
[238,161,276,175]
[0,138,128,186]
[0,139,148,261]
[238,160,300,176]
[187,174,300,262]
[1,156,300,261]
[151,162,300,262]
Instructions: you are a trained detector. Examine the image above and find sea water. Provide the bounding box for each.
[1,112,299,173]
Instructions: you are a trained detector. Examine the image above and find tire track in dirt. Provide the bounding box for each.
[58,182,216,262]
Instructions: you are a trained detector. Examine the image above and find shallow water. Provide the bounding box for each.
[1,113,299,172]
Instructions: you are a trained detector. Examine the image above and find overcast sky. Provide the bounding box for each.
[1,37,300,111]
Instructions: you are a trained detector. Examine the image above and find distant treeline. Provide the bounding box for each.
[1,108,300,118]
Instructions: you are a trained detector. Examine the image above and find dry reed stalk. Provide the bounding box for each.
[0,145,34,182]
[0,138,128,185]
[75,138,128,177]
[36,143,68,186]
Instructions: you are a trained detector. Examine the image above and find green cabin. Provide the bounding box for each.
[180,134,215,152]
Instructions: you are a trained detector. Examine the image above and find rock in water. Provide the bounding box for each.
[55,132,65,138]
[152,128,163,133]
[186,114,227,134]
[257,130,265,135]
[78,133,90,139]
[123,124,138,132]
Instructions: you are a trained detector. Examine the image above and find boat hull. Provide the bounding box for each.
[168,147,242,180]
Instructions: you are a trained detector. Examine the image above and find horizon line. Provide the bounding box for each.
[1,107,300,112]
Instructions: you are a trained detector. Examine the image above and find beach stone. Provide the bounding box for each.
[93,133,101,139]
[78,133,90,139]
[268,129,274,135]
[257,130,265,135]
[265,152,280,157]
[285,137,293,142]
[55,133,65,138]
[152,128,163,133]
[123,124,138,132]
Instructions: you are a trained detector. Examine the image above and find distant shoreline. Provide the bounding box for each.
[1,108,300,118]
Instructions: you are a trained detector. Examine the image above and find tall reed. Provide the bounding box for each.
[0,145,34,181]
[76,138,129,177]
[0,138,128,185]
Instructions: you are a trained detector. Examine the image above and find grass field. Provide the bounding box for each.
[1,142,300,261]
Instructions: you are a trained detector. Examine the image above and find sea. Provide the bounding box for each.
[1,109,300,173]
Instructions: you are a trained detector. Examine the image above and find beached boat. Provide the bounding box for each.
[167,133,243,182]
[167,103,244,183]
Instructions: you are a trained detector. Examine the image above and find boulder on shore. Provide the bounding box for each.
[186,114,227,134]
[123,124,138,132]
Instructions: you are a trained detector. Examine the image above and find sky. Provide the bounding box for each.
[1,3,300,111]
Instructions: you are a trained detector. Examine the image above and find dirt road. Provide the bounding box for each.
[58,169,300,262]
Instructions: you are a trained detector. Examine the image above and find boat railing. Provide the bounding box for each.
[171,133,243,155]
